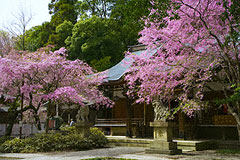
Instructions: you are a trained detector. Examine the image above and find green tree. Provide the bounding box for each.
[23,22,55,51]
[43,0,78,50]
[18,1,77,52]
[66,16,125,71]
[49,0,78,26]
[77,0,116,18]
[24,26,43,51]
[90,56,112,71]
[48,20,74,49]
[111,0,152,46]
[16,0,153,72]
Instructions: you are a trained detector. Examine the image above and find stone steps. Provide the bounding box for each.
[107,136,216,151]
[173,140,217,151]
[107,136,152,148]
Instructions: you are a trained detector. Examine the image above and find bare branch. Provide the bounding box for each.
[3,3,33,51]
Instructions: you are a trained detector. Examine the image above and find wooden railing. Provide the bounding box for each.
[94,118,144,136]
[95,118,144,126]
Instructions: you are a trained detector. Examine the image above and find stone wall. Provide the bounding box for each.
[0,123,45,137]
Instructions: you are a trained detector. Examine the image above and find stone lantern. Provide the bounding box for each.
[75,106,93,137]
[146,99,182,155]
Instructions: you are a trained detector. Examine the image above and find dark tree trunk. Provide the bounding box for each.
[34,114,41,130]
[45,100,52,133]
[5,111,18,137]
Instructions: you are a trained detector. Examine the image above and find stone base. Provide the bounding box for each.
[146,140,182,155]
[75,122,93,137]
[150,121,175,141]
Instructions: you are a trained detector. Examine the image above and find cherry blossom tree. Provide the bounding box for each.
[125,0,240,140]
[0,46,113,135]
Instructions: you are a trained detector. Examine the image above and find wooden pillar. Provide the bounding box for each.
[144,102,147,125]
[126,99,133,138]
[143,102,147,137]
[68,113,71,124]
[178,112,185,139]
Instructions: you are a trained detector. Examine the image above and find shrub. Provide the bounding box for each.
[63,134,91,150]
[60,125,78,134]
[0,137,25,153]
[0,136,12,144]
[31,133,65,152]
[0,134,65,153]
[60,126,108,148]
[89,127,108,148]
[0,127,108,153]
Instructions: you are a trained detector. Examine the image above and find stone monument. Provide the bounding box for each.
[146,98,182,155]
[75,106,92,137]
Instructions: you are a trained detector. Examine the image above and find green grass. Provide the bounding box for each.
[81,158,137,160]
[216,149,240,155]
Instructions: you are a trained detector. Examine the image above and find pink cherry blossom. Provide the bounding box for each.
[0,46,113,130]
[125,0,239,119]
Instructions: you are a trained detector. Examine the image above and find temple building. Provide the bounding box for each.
[93,44,239,141]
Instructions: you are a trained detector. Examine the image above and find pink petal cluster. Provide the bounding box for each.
[125,0,239,117]
[0,47,113,116]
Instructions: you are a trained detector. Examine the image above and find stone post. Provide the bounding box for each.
[75,106,92,137]
[145,121,182,155]
[75,121,92,137]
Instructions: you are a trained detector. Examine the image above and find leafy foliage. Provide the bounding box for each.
[0,127,108,153]
[89,127,108,148]
[49,0,78,26]
[111,0,152,46]
[77,0,116,19]
[60,126,108,148]
[14,0,153,71]
[90,56,112,72]
[23,22,55,51]
[0,136,12,145]
[59,125,78,134]
[66,16,125,71]
[48,20,74,50]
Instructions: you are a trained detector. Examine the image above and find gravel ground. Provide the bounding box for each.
[1,147,240,160]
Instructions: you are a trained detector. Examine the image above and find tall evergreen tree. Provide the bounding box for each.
[49,0,78,26]
[111,0,152,46]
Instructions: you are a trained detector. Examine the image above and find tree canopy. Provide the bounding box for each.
[66,16,125,71]
[9,0,152,71]
[0,47,113,135]
[124,0,240,139]
[49,0,78,26]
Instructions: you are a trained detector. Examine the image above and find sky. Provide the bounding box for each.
[0,0,51,32]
